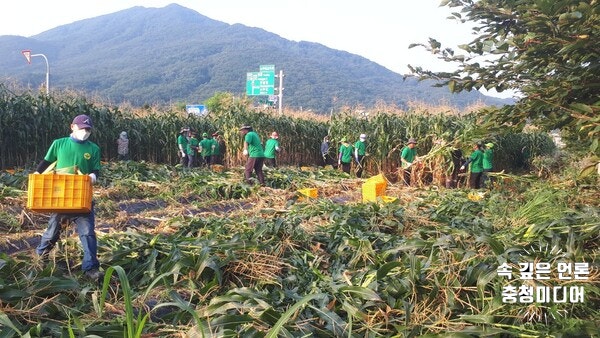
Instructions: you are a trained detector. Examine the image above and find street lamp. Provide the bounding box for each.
[21,50,49,95]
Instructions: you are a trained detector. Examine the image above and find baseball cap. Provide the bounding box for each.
[72,115,93,129]
[360,133,367,139]
[485,142,494,148]
[202,132,208,137]
[408,138,417,144]
[239,125,252,131]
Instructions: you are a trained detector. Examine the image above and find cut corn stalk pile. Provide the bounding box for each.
[0,159,598,337]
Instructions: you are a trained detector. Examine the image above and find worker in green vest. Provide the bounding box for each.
[461,142,485,189]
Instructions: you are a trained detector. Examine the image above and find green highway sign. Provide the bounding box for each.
[246,65,275,96]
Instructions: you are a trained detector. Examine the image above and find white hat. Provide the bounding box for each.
[360,133,367,139]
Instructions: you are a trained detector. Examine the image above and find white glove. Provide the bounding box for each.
[243,149,248,156]
[460,165,465,170]
[88,173,97,184]
[181,151,186,157]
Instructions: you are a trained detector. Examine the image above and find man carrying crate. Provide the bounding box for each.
[33,114,101,281]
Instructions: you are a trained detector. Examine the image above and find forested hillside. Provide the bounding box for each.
[0,4,509,112]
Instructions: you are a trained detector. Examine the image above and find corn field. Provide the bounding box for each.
[0,86,555,180]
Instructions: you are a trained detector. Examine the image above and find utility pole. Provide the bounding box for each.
[276,69,284,115]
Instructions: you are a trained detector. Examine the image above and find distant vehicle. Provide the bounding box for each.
[186,104,208,116]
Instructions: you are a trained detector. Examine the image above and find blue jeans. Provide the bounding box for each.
[36,205,99,272]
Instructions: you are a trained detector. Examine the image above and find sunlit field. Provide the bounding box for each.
[0,87,598,337]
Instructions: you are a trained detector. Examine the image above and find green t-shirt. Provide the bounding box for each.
[177,134,188,150]
[338,143,353,163]
[354,140,366,156]
[199,138,213,157]
[44,137,101,174]
[264,139,280,159]
[483,149,493,170]
[211,138,220,156]
[469,149,484,173]
[401,146,417,169]
[187,137,199,155]
[245,131,264,158]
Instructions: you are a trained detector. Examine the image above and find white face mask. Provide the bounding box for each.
[73,128,91,141]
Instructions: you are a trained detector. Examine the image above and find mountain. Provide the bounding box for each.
[0,4,511,112]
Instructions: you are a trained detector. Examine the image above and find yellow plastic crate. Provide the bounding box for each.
[362,180,387,202]
[27,174,92,213]
[297,188,318,200]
